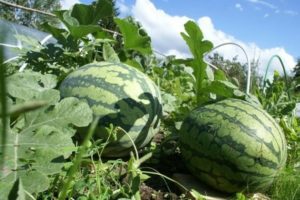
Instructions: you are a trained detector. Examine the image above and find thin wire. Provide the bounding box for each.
[40,34,53,45]
[262,55,291,100]
[0,0,56,17]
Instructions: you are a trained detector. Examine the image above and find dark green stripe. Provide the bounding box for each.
[60,63,162,149]
[185,160,274,193]
[181,140,277,177]
[117,65,162,137]
[228,99,285,151]
[136,78,162,128]
[180,121,279,171]
[180,106,282,165]
[221,99,285,151]
[61,66,161,103]
[61,75,130,99]
[211,99,285,163]
[195,107,280,163]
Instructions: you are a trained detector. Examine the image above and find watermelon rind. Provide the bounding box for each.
[180,98,287,193]
[59,62,162,157]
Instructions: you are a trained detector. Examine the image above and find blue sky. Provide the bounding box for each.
[64,0,299,73]
[148,0,299,58]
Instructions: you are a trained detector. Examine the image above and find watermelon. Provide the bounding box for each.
[59,62,162,157]
[179,98,287,193]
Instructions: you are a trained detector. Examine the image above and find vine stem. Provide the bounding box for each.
[203,42,251,95]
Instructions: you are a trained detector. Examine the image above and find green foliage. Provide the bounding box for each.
[180,20,213,104]
[259,71,294,116]
[179,21,245,106]
[256,71,300,166]
[255,67,299,199]
[8,178,26,200]
[115,17,152,55]
[0,31,7,168]
[1,1,299,199]
[293,59,300,79]
[103,43,120,62]
[54,0,112,38]
[269,167,300,200]
[9,1,154,81]
[6,71,57,99]
[208,53,248,90]
[148,57,196,121]
[58,117,99,200]
[0,71,93,199]
[94,0,120,29]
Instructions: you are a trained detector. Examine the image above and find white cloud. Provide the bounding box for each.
[197,17,295,75]
[283,10,298,16]
[60,0,80,9]
[248,0,299,17]
[131,0,296,77]
[264,13,269,18]
[132,0,191,57]
[235,3,244,11]
[247,0,277,10]
[205,18,295,76]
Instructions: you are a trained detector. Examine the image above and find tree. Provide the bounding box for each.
[208,53,248,90]
[0,0,61,30]
[292,58,300,94]
[293,58,300,78]
[208,52,262,93]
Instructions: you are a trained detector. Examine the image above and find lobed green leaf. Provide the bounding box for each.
[115,18,152,55]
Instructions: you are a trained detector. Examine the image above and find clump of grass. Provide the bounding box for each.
[268,167,300,200]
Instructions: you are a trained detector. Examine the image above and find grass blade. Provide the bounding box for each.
[0,40,8,168]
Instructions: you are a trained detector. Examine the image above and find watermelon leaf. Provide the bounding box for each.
[180,20,213,105]
[8,178,26,200]
[71,0,113,25]
[205,80,245,98]
[54,10,103,38]
[181,21,212,63]
[115,18,152,55]
[103,43,120,63]
[0,72,93,199]
[53,0,113,38]
[6,71,57,101]
[0,171,49,199]
[0,96,93,199]
[214,69,228,81]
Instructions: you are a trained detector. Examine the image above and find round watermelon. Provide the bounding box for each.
[179,98,287,193]
[59,62,162,157]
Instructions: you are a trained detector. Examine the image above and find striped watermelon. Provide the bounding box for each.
[59,62,162,157]
[179,98,287,193]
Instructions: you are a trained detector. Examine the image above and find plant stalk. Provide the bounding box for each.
[58,117,99,200]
